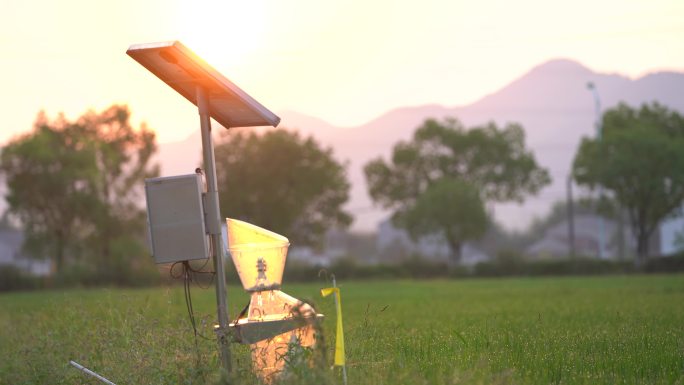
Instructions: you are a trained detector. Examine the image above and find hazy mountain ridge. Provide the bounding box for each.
[156,58,684,232]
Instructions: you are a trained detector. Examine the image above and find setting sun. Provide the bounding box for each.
[175,0,268,71]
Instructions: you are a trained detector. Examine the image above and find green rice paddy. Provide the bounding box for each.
[1,275,683,384]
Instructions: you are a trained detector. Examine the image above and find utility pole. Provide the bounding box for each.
[587,82,606,259]
[566,174,576,259]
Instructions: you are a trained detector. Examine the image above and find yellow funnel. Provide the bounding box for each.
[226,218,289,291]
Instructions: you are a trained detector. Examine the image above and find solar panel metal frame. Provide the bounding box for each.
[126,41,280,129]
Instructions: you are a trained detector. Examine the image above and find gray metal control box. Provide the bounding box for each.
[145,174,208,264]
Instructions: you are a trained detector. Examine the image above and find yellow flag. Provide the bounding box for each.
[321,287,345,366]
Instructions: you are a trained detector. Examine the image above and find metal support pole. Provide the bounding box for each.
[197,86,232,375]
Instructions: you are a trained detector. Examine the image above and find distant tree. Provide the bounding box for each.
[364,118,550,262]
[214,129,351,247]
[0,106,158,278]
[573,102,684,262]
[401,178,488,261]
[0,114,97,272]
[78,106,159,280]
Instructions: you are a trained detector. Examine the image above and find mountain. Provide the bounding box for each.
[156,59,684,232]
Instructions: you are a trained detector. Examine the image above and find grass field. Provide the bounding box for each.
[1,275,683,385]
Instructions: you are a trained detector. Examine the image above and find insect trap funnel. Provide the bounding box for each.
[227,219,289,292]
[226,219,322,382]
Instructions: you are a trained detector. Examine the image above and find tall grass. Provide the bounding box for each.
[1,275,683,384]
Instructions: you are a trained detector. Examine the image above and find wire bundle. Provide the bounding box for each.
[170,260,215,344]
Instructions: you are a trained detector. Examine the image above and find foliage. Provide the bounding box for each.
[0,114,98,272]
[400,178,488,262]
[214,129,352,247]
[573,102,684,261]
[364,118,550,260]
[641,251,684,273]
[280,254,684,282]
[2,277,684,385]
[0,106,159,281]
[0,265,40,292]
[78,106,160,282]
[473,256,634,277]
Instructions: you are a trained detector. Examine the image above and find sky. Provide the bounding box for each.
[1,0,683,145]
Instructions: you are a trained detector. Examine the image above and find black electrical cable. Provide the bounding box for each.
[170,261,185,279]
[183,264,198,349]
[186,259,216,290]
[169,261,214,350]
[183,262,214,342]
[181,243,217,290]
[188,255,213,272]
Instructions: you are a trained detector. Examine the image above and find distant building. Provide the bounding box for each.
[376,219,491,265]
[0,228,50,276]
[288,228,378,266]
[288,229,348,267]
[526,214,624,259]
[378,212,681,263]
[659,215,684,255]
[524,213,679,260]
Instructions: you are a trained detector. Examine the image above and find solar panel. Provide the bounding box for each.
[127,41,280,129]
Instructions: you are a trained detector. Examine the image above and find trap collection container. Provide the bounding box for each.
[226,218,289,292]
[226,218,323,382]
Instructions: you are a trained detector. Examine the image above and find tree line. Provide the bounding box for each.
[1,101,683,282]
[0,106,158,283]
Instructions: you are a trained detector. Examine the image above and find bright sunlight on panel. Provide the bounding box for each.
[176,0,267,69]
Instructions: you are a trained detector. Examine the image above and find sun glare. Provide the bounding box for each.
[176,0,267,70]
